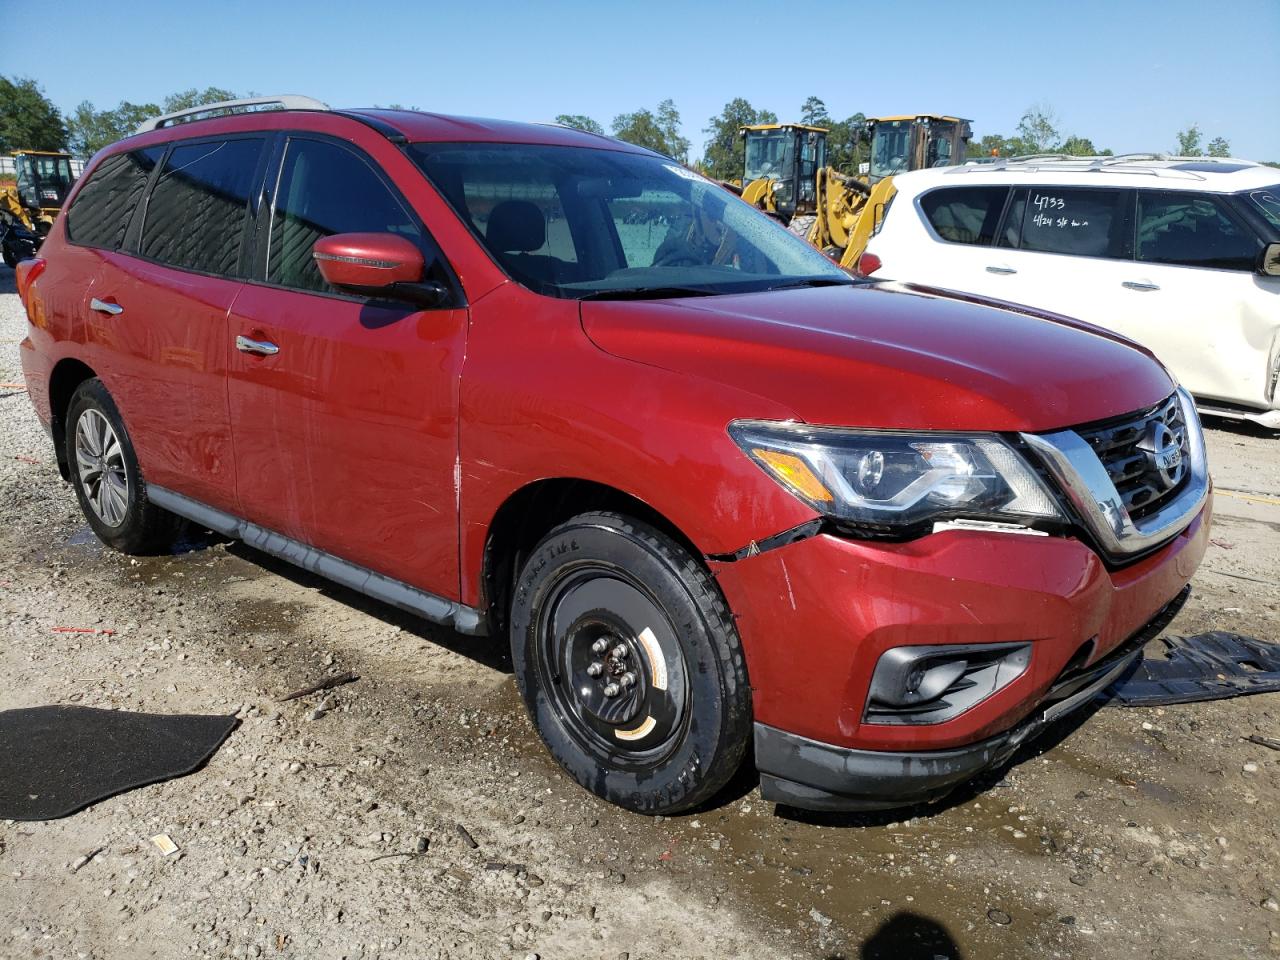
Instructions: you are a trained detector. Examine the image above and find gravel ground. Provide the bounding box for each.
[1,267,1278,960]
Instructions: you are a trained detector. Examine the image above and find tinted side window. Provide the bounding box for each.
[267,138,422,293]
[141,138,265,275]
[1017,189,1124,258]
[919,187,1008,245]
[1137,191,1259,271]
[65,148,164,249]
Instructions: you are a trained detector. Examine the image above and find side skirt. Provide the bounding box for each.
[147,486,488,636]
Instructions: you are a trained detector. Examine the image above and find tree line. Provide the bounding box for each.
[1,75,1271,175]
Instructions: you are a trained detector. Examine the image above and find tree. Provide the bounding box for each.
[67,100,159,157]
[799,96,830,127]
[161,87,239,114]
[827,112,867,172]
[1011,104,1060,154]
[554,114,604,136]
[65,88,244,158]
[655,99,690,164]
[0,76,67,153]
[974,133,1009,159]
[701,98,777,181]
[1207,136,1231,158]
[1175,124,1202,156]
[1060,135,1098,157]
[612,99,689,163]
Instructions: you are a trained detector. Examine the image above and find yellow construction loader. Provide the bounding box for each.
[2,150,76,266]
[738,115,971,269]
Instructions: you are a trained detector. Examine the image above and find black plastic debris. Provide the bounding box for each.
[1106,632,1280,707]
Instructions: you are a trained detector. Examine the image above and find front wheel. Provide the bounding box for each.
[510,512,751,814]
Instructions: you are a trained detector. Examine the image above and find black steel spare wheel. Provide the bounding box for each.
[540,571,689,761]
[510,511,752,814]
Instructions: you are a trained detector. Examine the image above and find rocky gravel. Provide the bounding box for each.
[1,267,1278,959]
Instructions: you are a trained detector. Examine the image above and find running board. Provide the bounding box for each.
[147,486,487,636]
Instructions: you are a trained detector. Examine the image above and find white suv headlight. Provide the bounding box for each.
[729,421,1063,534]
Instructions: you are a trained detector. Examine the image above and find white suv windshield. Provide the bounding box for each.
[411,142,850,299]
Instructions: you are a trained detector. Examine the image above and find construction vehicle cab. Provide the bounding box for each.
[864,115,972,183]
[740,124,829,219]
[736,113,971,272]
[12,151,76,234]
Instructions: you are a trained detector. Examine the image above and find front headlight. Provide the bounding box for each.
[729,420,1063,534]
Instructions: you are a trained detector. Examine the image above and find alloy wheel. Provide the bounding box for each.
[74,409,129,527]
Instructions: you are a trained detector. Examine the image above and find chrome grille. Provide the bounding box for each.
[1075,394,1189,521]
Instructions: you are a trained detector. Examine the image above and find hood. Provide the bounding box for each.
[581,281,1174,433]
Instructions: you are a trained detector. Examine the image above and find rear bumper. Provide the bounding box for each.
[754,586,1187,811]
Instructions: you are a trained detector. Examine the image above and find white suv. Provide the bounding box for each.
[862,157,1280,428]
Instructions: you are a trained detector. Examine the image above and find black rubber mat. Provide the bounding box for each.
[0,706,238,821]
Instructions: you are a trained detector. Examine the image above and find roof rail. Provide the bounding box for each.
[135,95,331,134]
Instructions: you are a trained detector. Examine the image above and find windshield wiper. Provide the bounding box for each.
[766,277,858,291]
[576,286,720,301]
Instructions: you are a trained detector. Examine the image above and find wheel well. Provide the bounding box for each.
[480,479,702,637]
[48,358,97,480]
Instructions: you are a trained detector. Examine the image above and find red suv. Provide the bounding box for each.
[15,97,1210,814]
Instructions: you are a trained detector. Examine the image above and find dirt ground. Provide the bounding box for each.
[1,269,1278,960]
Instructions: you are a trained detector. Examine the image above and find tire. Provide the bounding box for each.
[65,378,182,554]
[2,243,16,268]
[510,511,752,814]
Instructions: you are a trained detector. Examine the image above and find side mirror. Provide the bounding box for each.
[312,233,449,307]
[1259,241,1280,278]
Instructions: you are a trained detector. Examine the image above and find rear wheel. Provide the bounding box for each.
[65,379,182,554]
[510,511,751,814]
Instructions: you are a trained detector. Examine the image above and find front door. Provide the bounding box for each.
[226,135,466,600]
[1112,189,1273,406]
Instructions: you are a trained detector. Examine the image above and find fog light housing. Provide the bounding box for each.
[864,642,1031,725]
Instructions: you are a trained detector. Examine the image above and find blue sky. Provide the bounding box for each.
[9,0,1279,160]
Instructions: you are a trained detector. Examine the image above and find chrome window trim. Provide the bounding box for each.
[1020,387,1208,560]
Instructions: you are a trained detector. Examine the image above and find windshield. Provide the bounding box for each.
[870,121,912,181]
[1247,186,1280,233]
[743,129,794,183]
[411,142,849,299]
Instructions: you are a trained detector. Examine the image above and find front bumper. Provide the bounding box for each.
[755,585,1188,811]
[710,498,1209,811]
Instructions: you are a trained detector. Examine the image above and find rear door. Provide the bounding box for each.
[879,185,1012,293]
[226,134,466,600]
[975,186,1135,319]
[91,136,268,512]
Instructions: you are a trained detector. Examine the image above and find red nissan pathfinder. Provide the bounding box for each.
[15,97,1210,813]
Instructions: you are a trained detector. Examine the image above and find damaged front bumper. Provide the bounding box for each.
[755,586,1189,812]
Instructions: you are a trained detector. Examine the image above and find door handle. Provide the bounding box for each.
[1122,280,1160,291]
[235,334,280,357]
[89,297,123,316]
[985,265,1017,275]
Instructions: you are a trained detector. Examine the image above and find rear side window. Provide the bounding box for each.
[267,138,423,294]
[1016,188,1124,258]
[64,147,164,249]
[1137,191,1259,271]
[919,187,1008,246]
[140,138,265,276]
